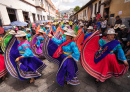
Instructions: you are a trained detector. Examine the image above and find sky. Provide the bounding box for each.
[51,0,90,11]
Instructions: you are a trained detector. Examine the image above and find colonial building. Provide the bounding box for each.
[74,0,130,27]
[74,0,104,20]
[0,0,56,26]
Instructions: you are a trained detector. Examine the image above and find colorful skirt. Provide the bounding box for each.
[31,34,44,57]
[80,31,128,82]
[5,36,46,80]
[54,31,62,40]
[0,54,7,78]
[43,36,80,86]
[1,30,12,52]
[75,30,85,52]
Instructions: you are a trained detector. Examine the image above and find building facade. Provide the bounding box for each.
[0,0,56,26]
[74,0,104,21]
[74,0,130,28]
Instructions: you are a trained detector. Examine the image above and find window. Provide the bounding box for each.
[83,10,86,17]
[7,8,17,22]
[41,15,42,20]
[23,11,29,22]
[32,13,35,22]
[95,3,97,15]
[98,1,101,13]
[43,16,45,20]
[37,14,40,20]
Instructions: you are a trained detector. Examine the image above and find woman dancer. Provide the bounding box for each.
[5,30,46,83]
[45,29,80,86]
[80,29,128,83]
[31,29,45,56]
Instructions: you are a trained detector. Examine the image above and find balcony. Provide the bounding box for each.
[20,0,45,11]
[35,0,45,11]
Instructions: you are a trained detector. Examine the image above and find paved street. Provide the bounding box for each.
[0,59,130,92]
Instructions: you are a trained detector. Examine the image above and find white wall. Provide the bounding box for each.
[0,0,56,25]
[0,5,10,25]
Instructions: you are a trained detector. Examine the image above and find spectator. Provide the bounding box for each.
[93,17,97,24]
[96,19,101,30]
[119,24,128,42]
[101,17,107,34]
[115,16,122,24]
[125,41,130,66]
[96,12,101,20]
[88,18,92,27]
[104,12,109,21]
[127,20,130,41]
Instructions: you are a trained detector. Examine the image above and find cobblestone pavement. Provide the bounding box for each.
[0,59,130,92]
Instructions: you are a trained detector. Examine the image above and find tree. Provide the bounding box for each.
[74,6,80,12]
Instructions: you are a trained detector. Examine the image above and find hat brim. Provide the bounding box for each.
[39,31,44,33]
[107,33,117,35]
[87,28,93,30]
[15,34,27,37]
[9,32,16,35]
[64,32,76,37]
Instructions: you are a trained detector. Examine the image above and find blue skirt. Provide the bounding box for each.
[5,36,46,80]
[42,36,80,86]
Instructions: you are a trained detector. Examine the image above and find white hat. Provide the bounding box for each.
[79,21,83,24]
[65,25,69,28]
[66,20,69,23]
[107,28,117,34]
[63,27,68,31]
[38,29,44,33]
[9,30,16,35]
[120,24,126,29]
[26,28,31,31]
[52,23,55,25]
[40,24,44,26]
[15,30,27,37]
[45,25,50,28]
[114,24,121,29]
[87,26,93,30]
[80,23,84,26]
[64,29,76,37]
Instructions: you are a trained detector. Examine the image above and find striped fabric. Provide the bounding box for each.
[1,30,12,52]
[31,34,44,56]
[42,36,60,65]
[5,36,46,80]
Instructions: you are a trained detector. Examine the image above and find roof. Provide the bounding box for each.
[74,0,96,15]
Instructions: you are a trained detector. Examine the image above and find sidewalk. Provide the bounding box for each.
[0,59,130,92]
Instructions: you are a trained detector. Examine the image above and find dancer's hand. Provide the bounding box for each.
[34,44,36,47]
[15,57,19,62]
[68,55,72,58]
[48,34,53,38]
[124,60,129,66]
[15,56,24,62]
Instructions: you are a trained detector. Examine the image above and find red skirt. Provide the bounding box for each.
[0,54,7,78]
[81,33,128,82]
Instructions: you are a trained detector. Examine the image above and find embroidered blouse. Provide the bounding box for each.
[18,41,34,57]
[99,39,126,61]
[26,33,31,39]
[52,37,80,61]
[35,36,44,47]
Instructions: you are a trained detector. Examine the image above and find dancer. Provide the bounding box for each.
[26,28,32,41]
[31,29,45,56]
[44,29,80,86]
[0,54,7,81]
[80,29,128,83]
[5,30,46,83]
